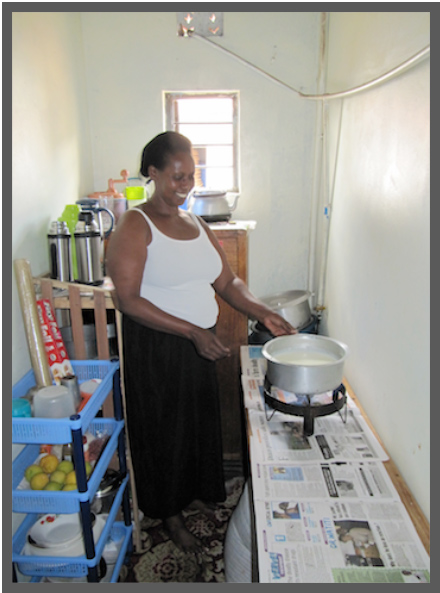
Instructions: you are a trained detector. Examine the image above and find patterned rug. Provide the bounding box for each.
[120,476,245,583]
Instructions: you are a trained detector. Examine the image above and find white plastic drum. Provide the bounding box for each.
[224,480,252,583]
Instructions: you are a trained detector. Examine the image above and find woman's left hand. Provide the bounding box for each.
[261,312,297,337]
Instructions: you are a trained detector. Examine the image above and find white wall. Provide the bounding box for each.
[80,12,321,298]
[12,12,94,383]
[321,12,430,520]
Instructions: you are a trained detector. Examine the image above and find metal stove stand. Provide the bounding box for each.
[263,377,347,436]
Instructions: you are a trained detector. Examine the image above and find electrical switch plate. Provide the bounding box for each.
[177,12,223,37]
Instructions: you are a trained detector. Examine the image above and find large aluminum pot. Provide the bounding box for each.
[262,334,348,394]
[187,190,239,222]
[260,290,312,329]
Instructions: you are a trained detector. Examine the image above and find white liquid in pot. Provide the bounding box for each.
[272,351,336,365]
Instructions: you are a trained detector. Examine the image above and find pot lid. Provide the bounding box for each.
[260,290,311,309]
[95,469,123,498]
[192,189,227,198]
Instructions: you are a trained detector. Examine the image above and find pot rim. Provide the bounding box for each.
[260,289,312,309]
[262,334,349,366]
[192,190,227,198]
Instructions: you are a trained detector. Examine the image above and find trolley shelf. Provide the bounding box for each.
[13,475,130,578]
[12,358,132,583]
[12,418,124,513]
[12,360,120,444]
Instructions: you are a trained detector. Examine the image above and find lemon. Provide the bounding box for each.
[24,464,44,483]
[30,472,50,490]
[44,481,62,491]
[39,454,59,474]
[65,470,77,486]
[50,470,66,485]
[57,460,74,474]
[62,484,77,491]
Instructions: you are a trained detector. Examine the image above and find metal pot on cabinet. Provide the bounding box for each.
[186,190,239,222]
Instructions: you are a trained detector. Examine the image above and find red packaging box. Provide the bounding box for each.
[36,299,74,383]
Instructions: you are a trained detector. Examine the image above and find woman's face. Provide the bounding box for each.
[150,151,195,207]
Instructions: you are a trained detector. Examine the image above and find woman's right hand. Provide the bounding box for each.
[190,328,231,361]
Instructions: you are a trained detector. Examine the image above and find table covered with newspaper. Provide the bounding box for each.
[241,345,430,584]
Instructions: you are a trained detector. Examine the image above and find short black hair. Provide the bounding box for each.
[140,132,192,178]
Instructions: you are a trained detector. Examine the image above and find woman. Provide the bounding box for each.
[106,131,295,554]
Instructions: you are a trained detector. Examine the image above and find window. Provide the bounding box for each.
[164,91,239,193]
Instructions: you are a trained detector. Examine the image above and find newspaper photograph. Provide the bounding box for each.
[251,460,399,502]
[248,410,388,464]
[254,498,430,583]
[240,345,267,380]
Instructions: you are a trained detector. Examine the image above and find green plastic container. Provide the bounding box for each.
[125,186,146,209]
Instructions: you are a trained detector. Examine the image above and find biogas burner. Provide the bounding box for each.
[263,377,347,437]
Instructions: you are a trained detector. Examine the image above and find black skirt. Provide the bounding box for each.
[122,315,226,519]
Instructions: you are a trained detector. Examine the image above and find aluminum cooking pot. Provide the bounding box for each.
[90,469,123,515]
[186,190,239,222]
[260,290,312,329]
[262,334,349,395]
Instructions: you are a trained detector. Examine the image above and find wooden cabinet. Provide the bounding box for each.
[212,228,250,475]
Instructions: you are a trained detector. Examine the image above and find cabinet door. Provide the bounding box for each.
[213,230,248,468]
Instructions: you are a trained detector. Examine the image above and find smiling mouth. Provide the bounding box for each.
[176,193,188,199]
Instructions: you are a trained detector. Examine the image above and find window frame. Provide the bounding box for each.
[163,90,240,193]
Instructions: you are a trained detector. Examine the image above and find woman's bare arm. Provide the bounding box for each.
[200,220,296,336]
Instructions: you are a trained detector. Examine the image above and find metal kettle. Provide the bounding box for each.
[74,211,104,285]
[76,198,115,240]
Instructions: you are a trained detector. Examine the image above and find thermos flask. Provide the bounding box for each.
[58,204,81,280]
[47,221,73,282]
[74,211,104,285]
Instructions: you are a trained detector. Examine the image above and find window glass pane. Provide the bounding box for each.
[205,167,233,190]
[179,123,233,145]
[206,146,233,167]
[165,91,238,192]
[192,147,206,167]
[177,98,232,123]
[192,148,206,187]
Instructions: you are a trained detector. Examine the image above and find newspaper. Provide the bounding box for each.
[248,407,388,463]
[254,498,430,583]
[240,345,267,380]
[251,460,399,502]
[239,345,429,582]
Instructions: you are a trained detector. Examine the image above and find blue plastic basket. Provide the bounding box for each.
[106,522,133,583]
[12,418,124,514]
[13,476,131,577]
[15,522,133,582]
[12,360,119,444]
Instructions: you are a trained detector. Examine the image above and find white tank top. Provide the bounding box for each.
[133,208,223,328]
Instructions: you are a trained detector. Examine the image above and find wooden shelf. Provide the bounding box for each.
[33,276,116,418]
